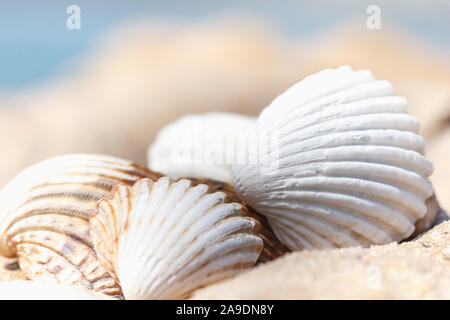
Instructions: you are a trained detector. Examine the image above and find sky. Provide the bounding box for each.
[0,0,448,91]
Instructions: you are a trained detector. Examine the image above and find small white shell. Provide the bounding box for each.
[148,112,256,183]
[89,177,263,299]
[231,66,436,250]
[0,154,160,295]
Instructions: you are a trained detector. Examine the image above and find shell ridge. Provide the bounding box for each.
[148,234,263,298]
[260,205,390,245]
[148,199,237,262]
[94,200,117,258]
[137,178,194,258]
[16,240,93,285]
[90,203,119,284]
[132,181,195,255]
[280,129,427,157]
[155,242,262,299]
[269,80,395,128]
[275,96,408,137]
[270,219,326,249]
[267,177,427,219]
[159,215,259,277]
[142,183,214,256]
[261,68,374,123]
[140,179,193,258]
[16,244,90,287]
[258,190,414,234]
[266,165,432,201]
[32,167,150,185]
[29,179,115,193]
[4,208,92,247]
[145,192,231,271]
[277,113,420,149]
[13,229,104,279]
[8,224,93,253]
[277,145,432,177]
[289,161,432,197]
[27,190,109,203]
[253,206,367,247]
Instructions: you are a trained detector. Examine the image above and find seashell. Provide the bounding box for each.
[89,177,263,299]
[231,66,436,251]
[190,178,290,263]
[411,193,439,238]
[0,280,115,300]
[148,112,256,183]
[0,154,161,296]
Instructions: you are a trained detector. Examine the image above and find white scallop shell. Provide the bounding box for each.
[0,154,160,295]
[148,112,256,183]
[231,66,435,250]
[89,177,263,299]
[189,179,290,263]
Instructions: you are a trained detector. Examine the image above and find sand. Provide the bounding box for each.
[193,218,450,299]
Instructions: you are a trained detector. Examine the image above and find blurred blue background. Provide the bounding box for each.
[0,0,449,92]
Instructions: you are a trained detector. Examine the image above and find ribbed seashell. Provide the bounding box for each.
[231,66,436,251]
[411,193,439,238]
[190,178,290,263]
[148,112,256,183]
[89,177,263,299]
[0,154,161,296]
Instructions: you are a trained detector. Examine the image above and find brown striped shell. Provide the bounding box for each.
[0,154,161,296]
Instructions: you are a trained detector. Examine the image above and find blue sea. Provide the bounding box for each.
[0,0,448,92]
